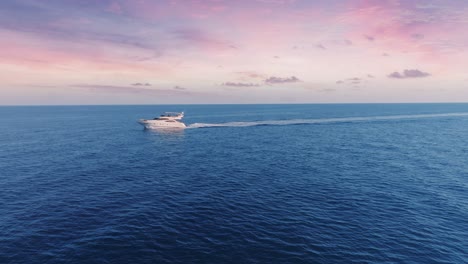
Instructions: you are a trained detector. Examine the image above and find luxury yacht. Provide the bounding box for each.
[138,112,186,129]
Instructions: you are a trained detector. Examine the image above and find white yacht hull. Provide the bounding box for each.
[138,119,186,129]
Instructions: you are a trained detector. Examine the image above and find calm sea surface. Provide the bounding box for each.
[1,104,467,263]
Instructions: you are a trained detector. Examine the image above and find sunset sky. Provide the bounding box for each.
[1,0,468,105]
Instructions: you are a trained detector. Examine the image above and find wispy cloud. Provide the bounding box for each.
[236,71,267,79]
[337,76,371,85]
[319,88,336,93]
[265,76,300,84]
[132,82,151,86]
[225,75,302,87]
[223,82,259,87]
[0,11,156,51]
[364,35,375,42]
[315,43,326,50]
[172,28,235,51]
[71,84,190,95]
[173,85,187,90]
[388,69,431,79]
[411,33,424,40]
[340,0,468,62]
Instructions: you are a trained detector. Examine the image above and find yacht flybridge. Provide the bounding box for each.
[138,112,186,129]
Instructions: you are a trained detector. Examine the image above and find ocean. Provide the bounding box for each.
[1,104,467,263]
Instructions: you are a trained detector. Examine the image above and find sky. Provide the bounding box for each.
[1,0,468,105]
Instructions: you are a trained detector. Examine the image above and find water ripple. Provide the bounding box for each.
[1,105,467,263]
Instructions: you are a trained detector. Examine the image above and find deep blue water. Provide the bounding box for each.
[1,104,467,263]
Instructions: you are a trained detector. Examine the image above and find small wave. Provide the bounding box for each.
[187,112,468,129]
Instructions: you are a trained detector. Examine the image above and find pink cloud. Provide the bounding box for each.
[388,69,431,79]
[338,0,468,62]
[236,71,268,80]
[265,76,300,84]
[0,30,172,74]
[223,82,260,87]
[70,84,191,95]
[119,0,230,21]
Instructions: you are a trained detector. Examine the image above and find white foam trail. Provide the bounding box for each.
[187,112,468,129]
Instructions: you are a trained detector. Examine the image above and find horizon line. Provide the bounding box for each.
[1,102,468,107]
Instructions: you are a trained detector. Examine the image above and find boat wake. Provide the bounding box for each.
[187,112,468,129]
